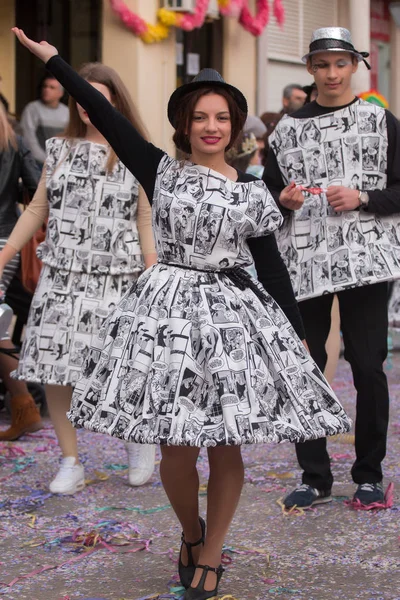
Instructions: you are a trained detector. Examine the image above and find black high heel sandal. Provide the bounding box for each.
[183,563,225,599]
[179,517,206,589]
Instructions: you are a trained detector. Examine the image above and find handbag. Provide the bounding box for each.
[20,188,46,295]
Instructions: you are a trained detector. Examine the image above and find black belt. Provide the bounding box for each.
[158,261,267,304]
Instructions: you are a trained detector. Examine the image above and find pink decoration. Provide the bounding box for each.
[239,0,270,36]
[109,0,286,41]
[109,0,148,36]
[219,0,246,17]
[273,0,285,26]
[179,0,210,31]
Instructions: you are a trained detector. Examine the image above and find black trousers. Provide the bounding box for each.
[296,282,389,490]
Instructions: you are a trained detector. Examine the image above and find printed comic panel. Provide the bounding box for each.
[362,172,383,190]
[379,140,388,174]
[298,119,323,148]
[194,203,225,256]
[361,136,380,171]
[323,140,344,181]
[70,142,91,175]
[205,288,239,325]
[298,259,314,297]
[71,249,90,274]
[330,248,352,285]
[325,217,344,252]
[65,174,94,210]
[160,162,181,194]
[369,243,392,279]
[170,277,199,320]
[284,149,307,184]
[341,213,366,249]
[91,218,113,252]
[304,146,327,183]
[172,201,197,246]
[359,215,385,244]
[380,242,400,273]
[220,327,248,371]
[46,138,63,173]
[89,145,107,176]
[77,299,107,336]
[357,106,377,134]
[276,122,297,151]
[68,333,91,368]
[174,167,210,203]
[343,135,361,175]
[106,160,126,184]
[47,174,66,210]
[312,254,330,291]
[86,273,107,300]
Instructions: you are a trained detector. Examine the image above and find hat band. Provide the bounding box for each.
[308,38,371,69]
[309,38,358,54]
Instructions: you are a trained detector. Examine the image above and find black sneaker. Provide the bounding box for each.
[283,484,332,509]
[353,483,384,505]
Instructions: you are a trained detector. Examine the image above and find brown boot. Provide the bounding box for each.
[0,394,43,441]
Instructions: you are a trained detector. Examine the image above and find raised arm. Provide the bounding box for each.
[12,28,165,201]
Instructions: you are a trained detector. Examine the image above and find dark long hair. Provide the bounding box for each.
[172,87,246,155]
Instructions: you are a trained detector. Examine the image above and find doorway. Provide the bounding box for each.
[15,0,102,117]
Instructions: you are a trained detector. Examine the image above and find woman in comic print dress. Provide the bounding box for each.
[13,30,351,600]
[0,61,158,496]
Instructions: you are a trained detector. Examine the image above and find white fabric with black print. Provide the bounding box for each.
[67,157,351,447]
[12,138,142,386]
[270,99,400,301]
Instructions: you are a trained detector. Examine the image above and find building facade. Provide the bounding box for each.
[0,0,399,157]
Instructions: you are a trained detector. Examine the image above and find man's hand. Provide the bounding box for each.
[279,182,305,211]
[326,186,360,212]
[12,27,58,63]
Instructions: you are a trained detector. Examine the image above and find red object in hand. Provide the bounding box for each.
[296,185,327,195]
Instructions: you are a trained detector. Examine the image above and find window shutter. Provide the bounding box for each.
[267,0,302,60]
[302,0,338,56]
[267,0,338,62]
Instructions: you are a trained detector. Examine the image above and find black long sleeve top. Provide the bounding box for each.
[263,97,400,216]
[46,55,305,339]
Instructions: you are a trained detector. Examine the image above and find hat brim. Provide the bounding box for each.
[167,80,248,128]
[302,48,364,63]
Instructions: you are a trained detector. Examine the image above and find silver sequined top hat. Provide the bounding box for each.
[167,68,248,128]
[302,27,371,69]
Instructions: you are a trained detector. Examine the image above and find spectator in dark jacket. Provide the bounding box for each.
[0,101,42,441]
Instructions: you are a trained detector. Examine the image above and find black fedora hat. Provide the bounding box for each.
[167,68,248,128]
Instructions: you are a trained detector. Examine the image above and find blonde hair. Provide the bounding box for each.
[0,102,17,152]
[62,62,149,172]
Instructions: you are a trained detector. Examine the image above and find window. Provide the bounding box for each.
[163,0,219,16]
[267,0,338,62]
[163,0,196,10]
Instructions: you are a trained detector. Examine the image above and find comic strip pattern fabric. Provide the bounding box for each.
[12,139,143,386]
[270,100,400,301]
[67,158,351,446]
[38,138,144,275]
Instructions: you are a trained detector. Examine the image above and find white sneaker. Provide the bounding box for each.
[49,457,85,495]
[126,443,156,486]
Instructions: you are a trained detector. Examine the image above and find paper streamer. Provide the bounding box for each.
[344,483,394,511]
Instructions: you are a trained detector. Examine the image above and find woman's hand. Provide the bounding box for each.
[279,182,305,211]
[11,27,58,63]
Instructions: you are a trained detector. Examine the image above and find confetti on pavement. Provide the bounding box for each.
[1,356,399,600]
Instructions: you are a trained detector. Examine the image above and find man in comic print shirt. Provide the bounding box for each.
[263,27,400,508]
